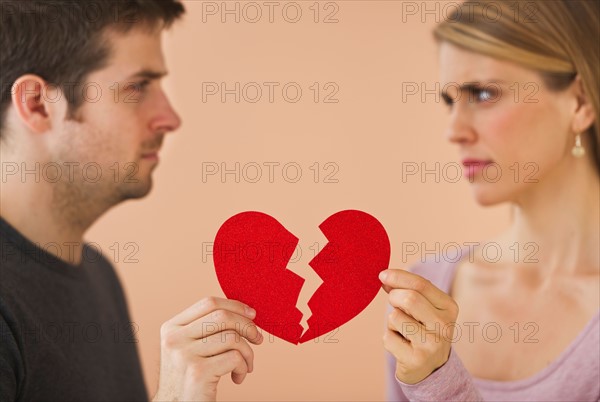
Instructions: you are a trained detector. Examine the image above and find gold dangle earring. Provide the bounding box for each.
[571,132,585,158]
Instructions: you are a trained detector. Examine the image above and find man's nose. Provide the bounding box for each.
[150,91,182,134]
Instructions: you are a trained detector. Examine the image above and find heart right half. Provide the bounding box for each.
[213,210,391,344]
[299,210,391,342]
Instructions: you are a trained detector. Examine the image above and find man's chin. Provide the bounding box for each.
[117,178,153,200]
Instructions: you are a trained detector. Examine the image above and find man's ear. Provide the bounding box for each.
[570,74,596,133]
[11,74,63,134]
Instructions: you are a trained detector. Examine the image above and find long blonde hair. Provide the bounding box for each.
[433,0,599,175]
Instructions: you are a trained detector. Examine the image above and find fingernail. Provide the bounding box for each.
[246,306,256,317]
[379,271,387,281]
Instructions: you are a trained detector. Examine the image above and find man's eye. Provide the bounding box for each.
[127,80,150,92]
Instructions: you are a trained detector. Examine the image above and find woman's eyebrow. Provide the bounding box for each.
[440,80,506,100]
[440,84,480,102]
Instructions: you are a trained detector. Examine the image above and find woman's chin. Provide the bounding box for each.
[470,185,509,207]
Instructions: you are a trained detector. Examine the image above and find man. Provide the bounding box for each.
[0,1,263,400]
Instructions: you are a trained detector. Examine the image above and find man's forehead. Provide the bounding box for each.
[95,28,167,81]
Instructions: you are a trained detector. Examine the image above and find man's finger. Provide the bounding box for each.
[185,311,264,345]
[189,330,256,373]
[170,297,256,326]
[205,350,248,384]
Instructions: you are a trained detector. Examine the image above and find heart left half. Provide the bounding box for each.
[213,210,391,345]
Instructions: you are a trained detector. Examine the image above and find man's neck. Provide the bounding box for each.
[1,182,100,266]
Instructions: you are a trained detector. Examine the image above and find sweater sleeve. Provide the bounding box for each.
[0,307,23,402]
[385,258,486,401]
[385,349,409,401]
[393,347,484,401]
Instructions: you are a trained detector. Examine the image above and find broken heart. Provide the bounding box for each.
[213,210,391,344]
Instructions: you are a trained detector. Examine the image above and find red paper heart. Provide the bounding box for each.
[213,210,390,344]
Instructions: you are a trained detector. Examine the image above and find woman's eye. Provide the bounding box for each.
[442,93,454,108]
[472,87,495,103]
[440,86,497,110]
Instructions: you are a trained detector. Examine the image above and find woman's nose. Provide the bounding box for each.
[444,104,476,145]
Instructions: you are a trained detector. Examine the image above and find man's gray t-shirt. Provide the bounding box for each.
[0,217,148,401]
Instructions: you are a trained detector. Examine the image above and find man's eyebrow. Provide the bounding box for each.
[125,69,168,81]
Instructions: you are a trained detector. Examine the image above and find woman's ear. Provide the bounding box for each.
[11,74,63,134]
[570,74,596,133]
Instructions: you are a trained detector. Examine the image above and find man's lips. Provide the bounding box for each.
[141,151,160,161]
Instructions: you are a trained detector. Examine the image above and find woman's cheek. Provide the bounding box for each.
[476,104,526,164]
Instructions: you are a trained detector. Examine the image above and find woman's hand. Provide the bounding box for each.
[380,268,459,385]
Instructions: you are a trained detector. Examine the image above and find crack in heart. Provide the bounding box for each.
[213,210,391,345]
[289,240,324,341]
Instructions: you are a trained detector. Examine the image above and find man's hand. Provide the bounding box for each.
[380,269,459,385]
[152,297,263,401]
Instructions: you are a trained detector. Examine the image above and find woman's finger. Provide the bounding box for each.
[388,288,439,329]
[383,326,413,361]
[380,269,451,309]
[387,307,424,344]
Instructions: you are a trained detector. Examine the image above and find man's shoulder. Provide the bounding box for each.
[80,241,128,297]
[81,241,115,270]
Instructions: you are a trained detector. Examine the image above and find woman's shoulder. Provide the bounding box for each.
[406,252,467,294]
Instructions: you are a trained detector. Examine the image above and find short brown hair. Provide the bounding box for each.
[0,0,185,137]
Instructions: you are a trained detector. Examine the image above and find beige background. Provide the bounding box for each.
[87,1,508,400]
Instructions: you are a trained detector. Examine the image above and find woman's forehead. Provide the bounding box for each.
[438,42,538,84]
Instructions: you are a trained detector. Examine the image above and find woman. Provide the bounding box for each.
[381,1,599,400]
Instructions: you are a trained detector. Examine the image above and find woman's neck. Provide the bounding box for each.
[507,155,599,277]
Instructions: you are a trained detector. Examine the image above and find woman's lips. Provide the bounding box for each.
[462,159,494,179]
